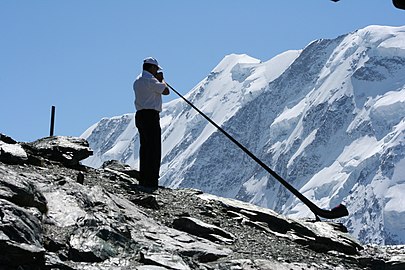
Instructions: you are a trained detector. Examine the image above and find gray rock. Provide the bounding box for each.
[136,266,169,270]
[0,167,47,213]
[198,193,362,255]
[140,251,190,269]
[173,216,235,244]
[26,136,93,167]
[0,135,404,269]
[129,194,160,209]
[0,239,45,268]
[102,159,140,180]
[0,199,45,268]
[0,133,17,144]
[0,140,28,164]
[102,159,132,171]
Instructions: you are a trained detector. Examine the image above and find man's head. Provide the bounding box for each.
[143,57,162,75]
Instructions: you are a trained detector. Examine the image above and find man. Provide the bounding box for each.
[133,57,170,189]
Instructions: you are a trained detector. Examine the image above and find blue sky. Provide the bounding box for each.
[1,0,404,142]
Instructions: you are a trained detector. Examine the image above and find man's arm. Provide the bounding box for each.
[156,72,170,95]
[162,87,170,95]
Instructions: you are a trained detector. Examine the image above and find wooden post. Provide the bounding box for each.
[50,106,56,137]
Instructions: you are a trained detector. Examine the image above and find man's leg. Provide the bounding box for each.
[136,111,147,186]
[149,114,161,188]
[135,110,161,188]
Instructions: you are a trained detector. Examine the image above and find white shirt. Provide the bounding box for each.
[133,70,167,112]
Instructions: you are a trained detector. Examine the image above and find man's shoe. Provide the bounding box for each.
[137,185,158,194]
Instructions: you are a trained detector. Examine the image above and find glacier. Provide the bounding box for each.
[82,25,405,245]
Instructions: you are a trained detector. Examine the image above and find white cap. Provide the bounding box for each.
[143,57,163,70]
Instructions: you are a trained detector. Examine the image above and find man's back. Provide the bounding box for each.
[134,70,167,112]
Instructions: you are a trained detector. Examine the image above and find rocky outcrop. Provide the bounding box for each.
[0,134,28,165]
[173,216,235,244]
[0,134,404,269]
[0,135,92,168]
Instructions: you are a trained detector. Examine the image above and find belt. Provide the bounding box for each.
[137,109,159,114]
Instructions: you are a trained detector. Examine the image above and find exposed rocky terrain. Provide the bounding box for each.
[1,134,404,269]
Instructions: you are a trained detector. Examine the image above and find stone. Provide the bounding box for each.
[0,167,47,213]
[136,266,169,270]
[0,141,28,165]
[0,133,17,144]
[0,199,45,268]
[140,251,190,270]
[130,194,160,209]
[102,159,140,180]
[0,239,45,268]
[25,136,93,167]
[173,217,235,244]
[77,172,85,184]
[102,160,132,171]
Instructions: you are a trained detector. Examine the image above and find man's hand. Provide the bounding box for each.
[155,72,164,82]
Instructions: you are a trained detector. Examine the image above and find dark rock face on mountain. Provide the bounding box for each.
[0,134,404,269]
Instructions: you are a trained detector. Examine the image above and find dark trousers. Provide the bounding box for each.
[135,110,161,188]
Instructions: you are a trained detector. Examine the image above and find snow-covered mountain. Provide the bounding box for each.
[81,25,405,245]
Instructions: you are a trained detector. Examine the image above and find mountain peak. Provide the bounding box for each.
[211,53,261,73]
[353,25,405,55]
